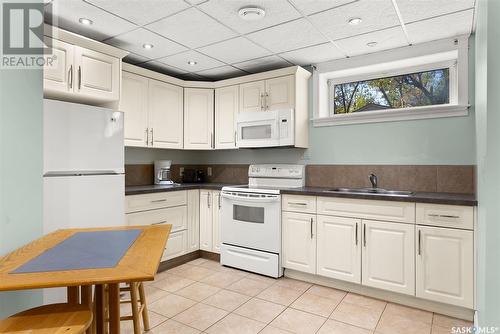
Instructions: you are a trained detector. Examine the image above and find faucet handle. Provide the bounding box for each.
[369,173,378,188]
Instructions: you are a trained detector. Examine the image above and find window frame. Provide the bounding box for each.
[313,37,469,127]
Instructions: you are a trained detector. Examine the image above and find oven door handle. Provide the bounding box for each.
[221,192,280,203]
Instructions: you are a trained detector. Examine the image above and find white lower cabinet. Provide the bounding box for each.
[199,190,221,254]
[282,212,316,274]
[317,215,361,284]
[416,225,474,308]
[162,230,188,261]
[187,190,200,252]
[362,220,415,295]
[212,191,222,253]
[126,206,187,232]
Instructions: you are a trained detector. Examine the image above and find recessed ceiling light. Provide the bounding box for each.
[78,18,93,25]
[348,17,362,25]
[187,60,197,66]
[238,7,266,21]
[142,43,154,49]
[366,41,378,47]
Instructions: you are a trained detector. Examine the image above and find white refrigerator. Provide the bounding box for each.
[43,99,125,303]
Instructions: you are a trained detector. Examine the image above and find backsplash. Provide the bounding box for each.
[125,164,476,194]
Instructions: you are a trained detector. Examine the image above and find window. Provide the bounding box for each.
[332,68,450,114]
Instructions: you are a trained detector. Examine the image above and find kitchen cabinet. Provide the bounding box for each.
[215,85,238,149]
[317,215,361,284]
[184,88,215,150]
[199,190,221,253]
[121,72,184,149]
[361,220,415,295]
[416,225,474,308]
[44,37,120,103]
[162,230,188,261]
[282,211,316,274]
[187,190,200,252]
[239,75,294,112]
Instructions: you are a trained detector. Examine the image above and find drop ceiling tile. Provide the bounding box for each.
[280,43,345,65]
[308,0,400,41]
[45,0,137,41]
[289,0,357,15]
[196,66,247,80]
[157,50,225,72]
[197,37,271,64]
[185,0,208,4]
[395,0,475,23]
[233,55,291,73]
[123,53,149,65]
[141,61,188,76]
[85,0,190,26]
[335,26,408,57]
[246,18,327,53]
[146,7,237,48]
[405,9,473,44]
[106,28,187,59]
[197,0,300,34]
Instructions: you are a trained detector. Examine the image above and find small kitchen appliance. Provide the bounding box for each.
[182,168,206,183]
[154,160,174,185]
[220,164,305,278]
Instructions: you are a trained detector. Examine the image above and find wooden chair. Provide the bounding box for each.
[119,282,150,334]
[0,303,92,334]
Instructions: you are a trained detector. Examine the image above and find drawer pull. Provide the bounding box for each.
[153,221,167,225]
[310,218,313,239]
[363,224,366,247]
[151,199,167,203]
[289,202,307,206]
[428,214,460,219]
[418,229,422,255]
[355,222,358,245]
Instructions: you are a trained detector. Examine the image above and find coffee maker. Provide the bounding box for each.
[154,160,173,185]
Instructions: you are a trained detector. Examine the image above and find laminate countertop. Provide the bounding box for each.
[125,184,477,206]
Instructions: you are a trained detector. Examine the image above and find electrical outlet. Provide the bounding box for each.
[207,167,212,176]
[180,167,184,177]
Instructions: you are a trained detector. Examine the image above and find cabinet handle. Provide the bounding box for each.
[68,65,73,89]
[363,223,366,247]
[234,131,237,146]
[150,128,154,146]
[218,194,221,210]
[289,202,307,206]
[145,128,149,146]
[153,221,167,225]
[260,93,265,111]
[428,214,460,219]
[265,92,269,110]
[151,199,167,203]
[211,132,214,148]
[77,66,81,90]
[207,193,211,208]
[310,217,313,239]
[418,229,422,255]
[355,222,358,245]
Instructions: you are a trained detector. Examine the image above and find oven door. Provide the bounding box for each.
[236,111,280,148]
[221,191,281,253]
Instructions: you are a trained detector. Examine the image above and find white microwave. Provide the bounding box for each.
[236,109,294,148]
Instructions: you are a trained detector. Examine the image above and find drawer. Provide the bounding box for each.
[282,195,316,213]
[126,206,187,232]
[125,191,187,213]
[416,203,474,230]
[317,197,415,224]
[162,230,188,261]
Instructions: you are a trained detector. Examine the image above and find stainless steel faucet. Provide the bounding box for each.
[369,173,378,189]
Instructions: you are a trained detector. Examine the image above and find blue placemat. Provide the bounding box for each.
[11,229,142,274]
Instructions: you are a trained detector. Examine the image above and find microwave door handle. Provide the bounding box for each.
[221,192,280,203]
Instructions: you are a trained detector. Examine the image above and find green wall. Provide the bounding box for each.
[474,0,500,327]
[0,0,44,317]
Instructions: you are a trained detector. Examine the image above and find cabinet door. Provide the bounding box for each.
[43,38,74,94]
[162,230,188,261]
[187,190,200,252]
[416,226,473,308]
[121,72,149,147]
[282,212,316,274]
[212,191,222,254]
[265,75,294,111]
[215,86,238,149]
[362,220,415,295]
[149,79,184,149]
[74,46,120,101]
[317,215,361,283]
[239,80,265,113]
[199,190,213,251]
[184,88,214,150]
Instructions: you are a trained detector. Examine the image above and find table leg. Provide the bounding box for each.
[95,284,106,334]
[80,286,94,334]
[108,283,120,334]
[67,286,80,304]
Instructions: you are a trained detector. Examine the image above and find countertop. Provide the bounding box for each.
[125,183,477,206]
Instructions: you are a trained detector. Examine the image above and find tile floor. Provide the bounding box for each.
[120,259,473,334]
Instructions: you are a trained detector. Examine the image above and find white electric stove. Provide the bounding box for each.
[220,164,305,278]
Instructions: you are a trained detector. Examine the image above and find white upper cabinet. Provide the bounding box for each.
[149,80,184,149]
[362,220,415,295]
[317,215,361,284]
[265,75,295,111]
[43,37,122,103]
[282,211,316,274]
[215,86,238,149]
[416,225,474,308]
[184,88,215,150]
[239,81,266,113]
[121,72,149,147]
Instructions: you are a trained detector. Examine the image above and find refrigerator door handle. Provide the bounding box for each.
[44,170,125,177]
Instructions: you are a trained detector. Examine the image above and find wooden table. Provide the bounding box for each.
[0,225,171,334]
